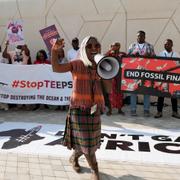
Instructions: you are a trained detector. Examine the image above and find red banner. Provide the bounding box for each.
[121,56,180,97]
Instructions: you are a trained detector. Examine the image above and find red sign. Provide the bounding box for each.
[121,56,180,97]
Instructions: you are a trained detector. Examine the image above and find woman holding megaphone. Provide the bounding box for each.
[51,36,104,180]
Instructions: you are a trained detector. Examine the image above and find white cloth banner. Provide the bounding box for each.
[0,122,180,165]
[0,64,72,105]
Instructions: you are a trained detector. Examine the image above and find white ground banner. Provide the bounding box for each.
[0,64,72,105]
[0,122,180,165]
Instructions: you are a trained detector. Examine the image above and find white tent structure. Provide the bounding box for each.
[0,0,180,60]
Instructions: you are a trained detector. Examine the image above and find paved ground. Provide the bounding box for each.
[0,103,180,180]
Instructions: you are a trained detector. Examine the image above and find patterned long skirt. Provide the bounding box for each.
[63,108,101,155]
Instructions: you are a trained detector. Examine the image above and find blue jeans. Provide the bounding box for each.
[130,94,150,111]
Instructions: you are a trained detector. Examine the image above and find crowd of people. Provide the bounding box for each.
[0,31,179,119]
[0,31,180,180]
[51,33,180,180]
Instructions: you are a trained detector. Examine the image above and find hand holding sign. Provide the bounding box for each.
[39,25,60,54]
[51,38,65,53]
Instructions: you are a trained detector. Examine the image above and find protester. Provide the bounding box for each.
[0,45,10,64]
[2,41,30,65]
[0,45,10,110]
[2,41,31,110]
[58,48,68,64]
[105,42,126,115]
[128,30,155,117]
[51,36,104,180]
[34,49,50,64]
[67,37,79,61]
[154,39,180,118]
[101,79,112,116]
[33,50,50,110]
[56,48,68,110]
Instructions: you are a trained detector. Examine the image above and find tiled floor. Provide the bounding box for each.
[0,103,180,180]
[0,153,180,180]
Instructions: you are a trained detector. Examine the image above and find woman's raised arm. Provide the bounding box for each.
[51,39,71,73]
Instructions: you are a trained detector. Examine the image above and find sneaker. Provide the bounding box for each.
[172,112,180,119]
[144,110,150,117]
[131,110,137,116]
[154,112,162,118]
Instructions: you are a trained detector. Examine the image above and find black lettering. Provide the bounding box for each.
[68,81,73,88]
[154,143,180,154]
[106,140,134,151]
[101,133,117,139]
[62,82,67,88]
[138,142,150,152]
[128,134,144,140]
[152,135,172,141]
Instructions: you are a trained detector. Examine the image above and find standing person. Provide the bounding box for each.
[67,37,79,61]
[2,41,31,110]
[154,39,180,118]
[128,30,155,116]
[2,41,30,65]
[51,36,104,180]
[0,45,10,111]
[101,79,112,116]
[34,49,50,64]
[33,50,50,111]
[105,42,126,115]
[0,45,10,64]
[56,48,68,111]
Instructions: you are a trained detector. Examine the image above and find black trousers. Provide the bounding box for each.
[157,97,177,112]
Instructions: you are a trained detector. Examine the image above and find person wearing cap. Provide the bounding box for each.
[67,37,79,61]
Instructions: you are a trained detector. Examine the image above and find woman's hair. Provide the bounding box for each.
[79,36,98,67]
[36,49,48,60]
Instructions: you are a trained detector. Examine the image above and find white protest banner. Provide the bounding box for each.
[7,20,25,45]
[0,122,180,165]
[0,64,72,105]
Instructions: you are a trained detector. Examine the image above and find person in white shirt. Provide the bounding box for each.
[67,37,79,61]
[128,30,155,117]
[154,39,180,119]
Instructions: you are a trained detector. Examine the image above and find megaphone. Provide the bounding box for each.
[94,54,120,80]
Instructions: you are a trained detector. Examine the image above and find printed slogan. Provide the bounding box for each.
[0,122,180,165]
[121,56,180,97]
[0,64,72,105]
